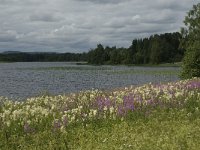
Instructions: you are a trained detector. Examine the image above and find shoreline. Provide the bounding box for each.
[0,61,182,67]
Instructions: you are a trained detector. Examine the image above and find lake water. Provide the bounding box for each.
[0,62,180,100]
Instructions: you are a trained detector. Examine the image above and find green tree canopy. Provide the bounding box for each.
[181,3,200,78]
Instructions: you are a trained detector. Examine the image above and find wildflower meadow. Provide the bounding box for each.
[0,78,200,149]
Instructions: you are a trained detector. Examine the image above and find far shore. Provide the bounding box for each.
[0,61,182,67]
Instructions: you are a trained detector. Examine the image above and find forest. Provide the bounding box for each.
[88,32,183,65]
[0,32,184,64]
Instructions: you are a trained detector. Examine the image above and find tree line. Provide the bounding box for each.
[0,52,87,62]
[0,32,184,64]
[88,32,184,65]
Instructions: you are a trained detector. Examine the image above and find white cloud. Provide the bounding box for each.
[0,0,200,52]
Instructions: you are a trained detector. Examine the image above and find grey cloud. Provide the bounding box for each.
[0,0,200,52]
[0,0,47,5]
[74,0,128,4]
[0,31,17,42]
[29,13,62,22]
[150,0,193,11]
[0,35,16,42]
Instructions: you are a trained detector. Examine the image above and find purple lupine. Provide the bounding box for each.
[96,96,112,111]
[96,97,104,110]
[117,105,125,116]
[104,98,112,108]
[146,99,154,106]
[188,81,200,89]
[123,95,135,112]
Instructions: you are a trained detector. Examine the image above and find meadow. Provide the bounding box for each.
[0,78,200,149]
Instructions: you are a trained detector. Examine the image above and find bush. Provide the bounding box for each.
[181,44,200,79]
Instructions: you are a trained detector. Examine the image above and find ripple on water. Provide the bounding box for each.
[0,62,180,100]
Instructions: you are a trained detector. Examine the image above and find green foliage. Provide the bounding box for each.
[181,3,200,79]
[149,35,161,64]
[87,44,106,65]
[181,45,200,78]
[87,32,183,65]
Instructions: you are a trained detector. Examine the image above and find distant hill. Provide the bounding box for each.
[0,51,87,62]
[1,51,58,54]
[2,51,22,54]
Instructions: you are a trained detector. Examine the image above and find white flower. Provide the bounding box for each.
[60,126,66,133]
[103,106,108,111]
[93,109,97,116]
[27,120,31,124]
[109,107,114,114]
[6,121,11,127]
[195,107,199,112]
[89,109,97,118]
[89,111,93,118]
[70,115,75,122]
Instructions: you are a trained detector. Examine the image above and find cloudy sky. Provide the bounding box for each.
[0,0,199,53]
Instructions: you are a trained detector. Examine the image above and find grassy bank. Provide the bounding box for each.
[125,62,182,67]
[88,62,182,67]
[0,78,200,149]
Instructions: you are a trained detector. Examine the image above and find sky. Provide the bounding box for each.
[0,0,200,53]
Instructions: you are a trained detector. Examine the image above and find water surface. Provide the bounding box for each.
[0,62,180,100]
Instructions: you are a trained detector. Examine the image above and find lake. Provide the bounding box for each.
[0,62,180,100]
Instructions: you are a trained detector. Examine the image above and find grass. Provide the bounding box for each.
[107,69,180,75]
[0,78,200,149]
[2,115,200,149]
[126,62,182,67]
[1,105,200,149]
